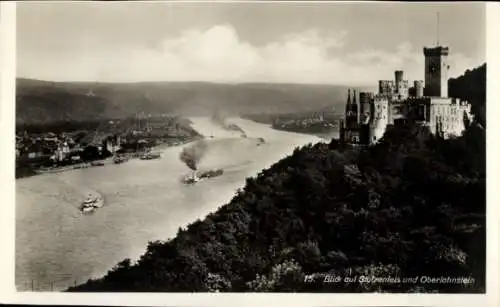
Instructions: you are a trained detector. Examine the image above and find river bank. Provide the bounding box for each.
[15,136,201,180]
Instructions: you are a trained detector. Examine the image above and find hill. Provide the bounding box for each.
[67,117,485,293]
[448,63,486,126]
[16,79,357,125]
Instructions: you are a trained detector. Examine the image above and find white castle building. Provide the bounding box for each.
[340,44,473,146]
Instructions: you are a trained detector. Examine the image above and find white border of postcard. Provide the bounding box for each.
[1,1,499,306]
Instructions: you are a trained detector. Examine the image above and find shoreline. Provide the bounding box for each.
[15,137,201,180]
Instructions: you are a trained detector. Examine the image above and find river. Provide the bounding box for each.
[15,117,323,291]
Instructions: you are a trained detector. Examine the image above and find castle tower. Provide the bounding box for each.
[394,70,409,99]
[395,70,404,90]
[414,80,424,97]
[359,92,374,125]
[423,46,450,97]
[369,96,389,144]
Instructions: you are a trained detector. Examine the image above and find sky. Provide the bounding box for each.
[16,1,486,86]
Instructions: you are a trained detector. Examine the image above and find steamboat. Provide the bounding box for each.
[182,168,224,184]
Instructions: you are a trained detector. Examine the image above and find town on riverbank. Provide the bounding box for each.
[15,115,203,178]
[242,110,341,138]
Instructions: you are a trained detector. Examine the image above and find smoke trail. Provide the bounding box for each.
[179,141,208,170]
[211,109,246,135]
[211,109,227,126]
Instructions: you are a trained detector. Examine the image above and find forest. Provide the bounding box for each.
[67,64,486,293]
[67,119,485,293]
[448,63,486,127]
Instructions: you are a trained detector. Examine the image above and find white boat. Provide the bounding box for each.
[80,194,104,212]
[82,206,95,214]
[182,171,201,184]
[140,152,161,160]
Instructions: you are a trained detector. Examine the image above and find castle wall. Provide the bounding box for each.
[389,102,407,125]
[427,97,471,136]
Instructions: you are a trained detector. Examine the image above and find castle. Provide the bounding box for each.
[340,44,473,146]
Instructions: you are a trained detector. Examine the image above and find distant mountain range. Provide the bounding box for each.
[16,62,485,127]
[16,78,367,125]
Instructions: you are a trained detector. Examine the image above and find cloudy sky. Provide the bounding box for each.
[16,1,485,86]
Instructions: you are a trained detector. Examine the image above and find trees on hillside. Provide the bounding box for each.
[449,63,486,127]
[68,116,485,293]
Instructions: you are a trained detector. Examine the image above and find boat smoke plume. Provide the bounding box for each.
[211,109,247,135]
[211,108,227,127]
[179,141,208,170]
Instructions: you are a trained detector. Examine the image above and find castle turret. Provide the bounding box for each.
[395,70,404,86]
[369,96,389,144]
[394,70,409,99]
[414,80,424,97]
[359,92,374,125]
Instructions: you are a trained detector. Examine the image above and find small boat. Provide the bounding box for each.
[182,171,201,184]
[113,156,128,164]
[140,152,161,160]
[91,161,105,167]
[256,137,265,146]
[182,168,223,184]
[82,206,95,214]
[80,194,104,213]
[36,166,71,174]
[199,168,224,179]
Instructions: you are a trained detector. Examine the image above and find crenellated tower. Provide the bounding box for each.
[424,46,450,97]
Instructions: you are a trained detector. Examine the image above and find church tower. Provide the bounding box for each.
[345,89,358,129]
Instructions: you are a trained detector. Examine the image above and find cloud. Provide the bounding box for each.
[18,24,484,85]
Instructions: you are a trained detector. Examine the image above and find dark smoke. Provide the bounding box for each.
[211,109,227,127]
[211,109,246,134]
[179,141,208,170]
